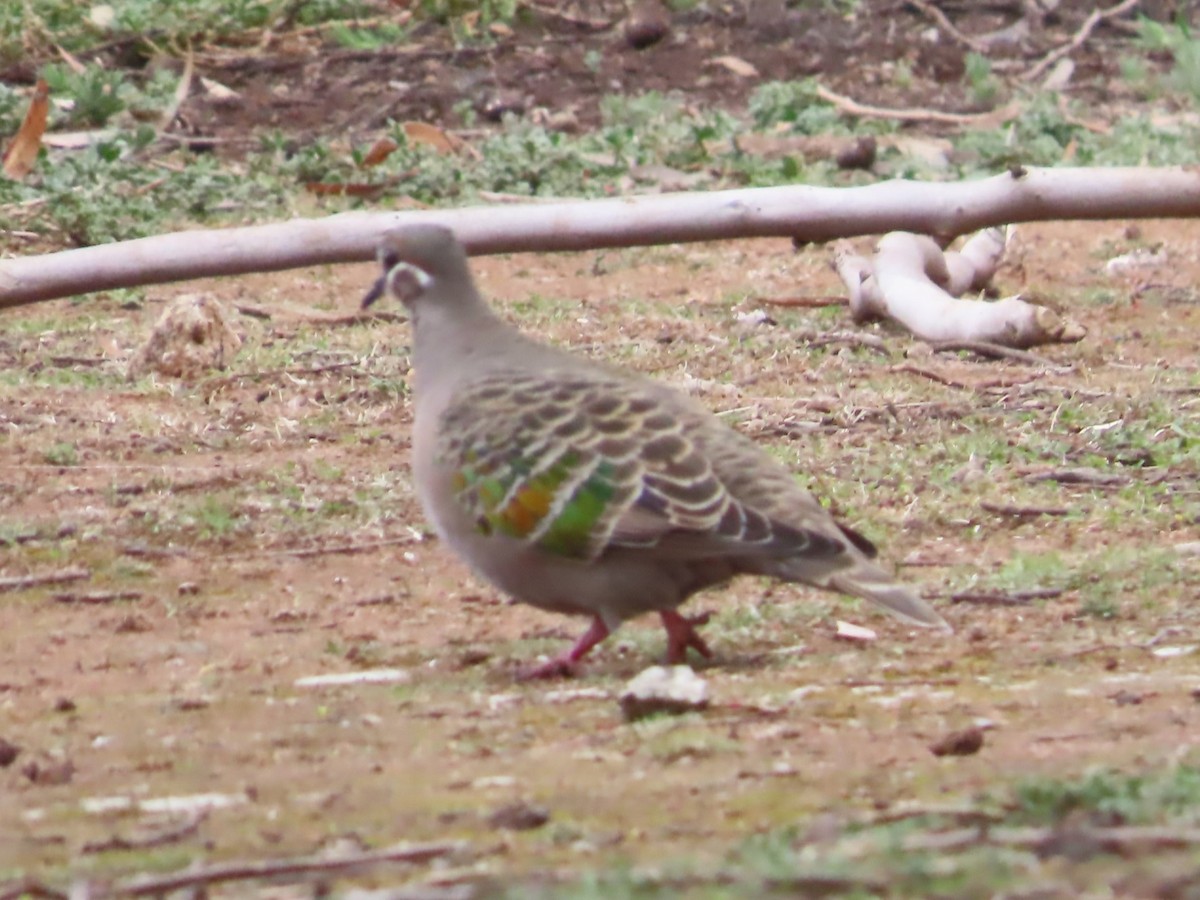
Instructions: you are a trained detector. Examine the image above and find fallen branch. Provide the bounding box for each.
[102,841,467,898]
[752,294,843,309]
[814,85,1019,127]
[5,166,1200,307]
[836,230,1085,348]
[1023,466,1132,486]
[0,566,91,594]
[1022,0,1141,83]
[892,363,975,390]
[53,590,143,604]
[926,340,1060,367]
[980,500,1071,517]
[80,812,206,855]
[950,587,1064,605]
[0,881,67,900]
[906,0,990,53]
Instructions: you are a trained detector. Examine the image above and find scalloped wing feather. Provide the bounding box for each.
[436,370,843,563]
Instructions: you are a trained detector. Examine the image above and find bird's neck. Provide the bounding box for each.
[410,288,522,392]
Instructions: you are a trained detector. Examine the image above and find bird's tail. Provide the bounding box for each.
[827,559,951,631]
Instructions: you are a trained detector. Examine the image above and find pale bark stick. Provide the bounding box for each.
[3,165,1200,308]
[835,230,1085,348]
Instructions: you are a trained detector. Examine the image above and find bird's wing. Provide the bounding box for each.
[692,415,881,557]
[435,370,845,563]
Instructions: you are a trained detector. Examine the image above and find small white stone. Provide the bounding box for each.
[835,620,878,642]
[294,668,410,687]
[619,665,709,721]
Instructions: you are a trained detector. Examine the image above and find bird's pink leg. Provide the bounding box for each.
[518,615,610,680]
[660,610,713,664]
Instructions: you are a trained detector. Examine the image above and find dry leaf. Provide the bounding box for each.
[361,137,399,167]
[710,55,759,78]
[304,181,389,199]
[3,80,50,180]
[401,121,459,155]
[489,22,513,37]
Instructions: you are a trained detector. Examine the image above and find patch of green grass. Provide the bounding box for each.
[1134,16,1200,103]
[963,52,1001,106]
[2,132,277,245]
[191,494,242,539]
[43,442,79,467]
[327,19,412,50]
[1011,765,1200,826]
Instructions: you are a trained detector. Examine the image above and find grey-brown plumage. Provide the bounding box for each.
[363,224,949,677]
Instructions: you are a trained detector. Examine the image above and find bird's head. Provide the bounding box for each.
[362,224,472,312]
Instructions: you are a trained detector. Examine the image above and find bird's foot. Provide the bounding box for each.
[517,615,610,681]
[660,610,713,664]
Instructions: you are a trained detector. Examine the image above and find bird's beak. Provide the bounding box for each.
[361,274,386,309]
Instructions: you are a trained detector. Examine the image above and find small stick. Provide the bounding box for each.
[0,881,68,900]
[753,295,844,308]
[926,339,1058,367]
[816,85,1020,126]
[0,567,91,594]
[892,363,974,390]
[225,536,424,560]
[1023,467,1131,486]
[1022,0,1141,82]
[111,841,466,897]
[980,500,1070,517]
[907,0,990,53]
[950,587,1063,605]
[53,590,143,604]
[81,812,206,855]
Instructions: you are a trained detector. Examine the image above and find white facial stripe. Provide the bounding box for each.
[386,262,434,303]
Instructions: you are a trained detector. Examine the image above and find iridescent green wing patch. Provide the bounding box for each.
[439,373,642,561]
[450,446,621,558]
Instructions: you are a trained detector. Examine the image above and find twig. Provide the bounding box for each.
[81,812,206,855]
[53,590,143,604]
[157,50,194,136]
[47,355,108,368]
[753,295,844,309]
[841,677,961,688]
[225,536,425,560]
[0,880,68,900]
[108,841,467,897]
[815,85,1021,126]
[234,303,405,325]
[1023,467,1131,486]
[981,500,1070,517]
[861,805,1003,827]
[201,361,365,387]
[1048,643,1125,661]
[1022,0,1141,82]
[926,339,1058,367]
[527,1,612,31]
[906,0,990,52]
[797,329,889,353]
[950,587,1063,605]
[0,566,91,594]
[892,363,973,389]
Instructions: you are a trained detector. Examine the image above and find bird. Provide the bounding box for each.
[362,224,949,678]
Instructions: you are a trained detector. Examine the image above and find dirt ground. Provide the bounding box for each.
[2,2,1200,896]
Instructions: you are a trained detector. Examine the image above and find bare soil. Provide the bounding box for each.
[2,2,1200,896]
